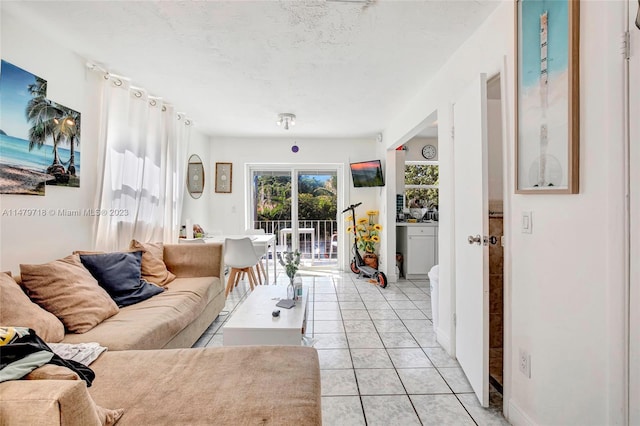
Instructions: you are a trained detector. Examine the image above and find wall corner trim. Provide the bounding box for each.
[436,327,452,354]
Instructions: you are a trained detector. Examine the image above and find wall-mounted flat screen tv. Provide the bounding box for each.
[350,160,385,187]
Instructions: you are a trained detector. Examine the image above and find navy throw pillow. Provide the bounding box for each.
[79,251,164,307]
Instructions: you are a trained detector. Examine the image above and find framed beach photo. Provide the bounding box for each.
[0,60,82,195]
[515,0,580,194]
[0,60,49,195]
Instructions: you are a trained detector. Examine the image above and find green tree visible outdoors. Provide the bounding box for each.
[405,164,439,208]
[255,174,337,221]
[256,176,291,220]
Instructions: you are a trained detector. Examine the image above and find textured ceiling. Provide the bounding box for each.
[3,0,500,138]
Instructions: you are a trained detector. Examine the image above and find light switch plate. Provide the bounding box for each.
[522,211,533,234]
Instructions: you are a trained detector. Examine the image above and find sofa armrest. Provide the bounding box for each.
[163,243,223,278]
[0,380,101,426]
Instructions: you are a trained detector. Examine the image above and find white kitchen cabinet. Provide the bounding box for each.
[397,224,438,278]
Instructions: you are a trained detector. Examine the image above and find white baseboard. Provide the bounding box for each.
[508,399,536,426]
[436,327,451,353]
[385,272,398,283]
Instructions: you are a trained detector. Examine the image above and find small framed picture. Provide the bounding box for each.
[215,162,232,193]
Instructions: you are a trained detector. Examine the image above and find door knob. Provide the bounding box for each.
[468,235,482,245]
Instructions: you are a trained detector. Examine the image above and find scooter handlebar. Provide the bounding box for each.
[341,202,362,213]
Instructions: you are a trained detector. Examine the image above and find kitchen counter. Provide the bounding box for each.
[396,221,439,227]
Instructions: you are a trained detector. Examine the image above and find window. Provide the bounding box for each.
[404,162,439,208]
[248,165,341,267]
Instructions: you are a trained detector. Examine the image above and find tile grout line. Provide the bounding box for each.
[356,276,425,425]
[218,273,500,425]
[339,274,369,426]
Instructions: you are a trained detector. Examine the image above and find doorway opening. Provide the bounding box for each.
[486,74,505,395]
[248,165,341,271]
[451,71,506,408]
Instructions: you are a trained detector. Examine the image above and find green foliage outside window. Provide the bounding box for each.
[405,164,439,208]
[255,174,337,221]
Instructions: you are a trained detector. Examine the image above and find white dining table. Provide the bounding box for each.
[179,234,277,284]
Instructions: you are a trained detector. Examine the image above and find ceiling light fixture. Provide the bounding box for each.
[276,113,296,130]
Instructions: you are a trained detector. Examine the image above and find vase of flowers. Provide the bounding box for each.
[346,209,382,267]
[279,250,301,300]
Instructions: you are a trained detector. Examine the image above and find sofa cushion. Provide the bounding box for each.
[88,347,321,425]
[129,240,176,287]
[61,277,214,350]
[0,273,65,343]
[19,255,119,333]
[79,251,164,307]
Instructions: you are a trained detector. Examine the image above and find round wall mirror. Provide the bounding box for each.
[186,154,204,199]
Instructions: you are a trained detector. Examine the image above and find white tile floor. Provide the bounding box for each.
[193,270,509,426]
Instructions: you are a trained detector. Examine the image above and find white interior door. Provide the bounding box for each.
[453,73,490,407]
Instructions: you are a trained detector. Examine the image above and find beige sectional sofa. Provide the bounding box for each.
[0,242,322,425]
[62,243,226,350]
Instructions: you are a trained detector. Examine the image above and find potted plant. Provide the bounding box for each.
[279,250,301,300]
[347,210,382,269]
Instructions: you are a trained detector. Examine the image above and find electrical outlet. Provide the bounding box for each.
[519,349,531,378]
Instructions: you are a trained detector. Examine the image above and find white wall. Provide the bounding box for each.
[395,149,406,195]
[180,130,211,232]
[508,3,626,424]
[381,1,628,425]
[185,136,382,271]
[0,11,100,273]
[403,137,439,162]
[0,9,209,273]
[382,0,513,364]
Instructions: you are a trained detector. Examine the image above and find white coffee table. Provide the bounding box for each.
[223,285,308,346]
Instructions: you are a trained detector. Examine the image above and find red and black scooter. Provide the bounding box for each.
[342,202,388,288]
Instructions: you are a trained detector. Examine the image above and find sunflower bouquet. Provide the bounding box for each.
[346,210,383,254]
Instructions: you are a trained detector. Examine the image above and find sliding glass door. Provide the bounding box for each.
[249,165,341,270]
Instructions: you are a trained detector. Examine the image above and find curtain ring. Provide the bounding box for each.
[162,106,167,112]
[185,119,192,126]
[149,99,157,106]
[134,91,142,98]
[113,79,123,87]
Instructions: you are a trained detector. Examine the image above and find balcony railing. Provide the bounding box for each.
[252,220,339,260]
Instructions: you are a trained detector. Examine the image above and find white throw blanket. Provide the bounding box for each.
[48,342,107,366]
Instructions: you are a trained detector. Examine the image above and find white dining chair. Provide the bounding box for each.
[244,228,268,284]
[328,232,339,259]
[224,237,261,296]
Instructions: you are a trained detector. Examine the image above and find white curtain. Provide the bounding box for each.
[94,75,190,251]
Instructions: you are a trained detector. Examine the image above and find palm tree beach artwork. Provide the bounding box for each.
[0,60,81,195]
